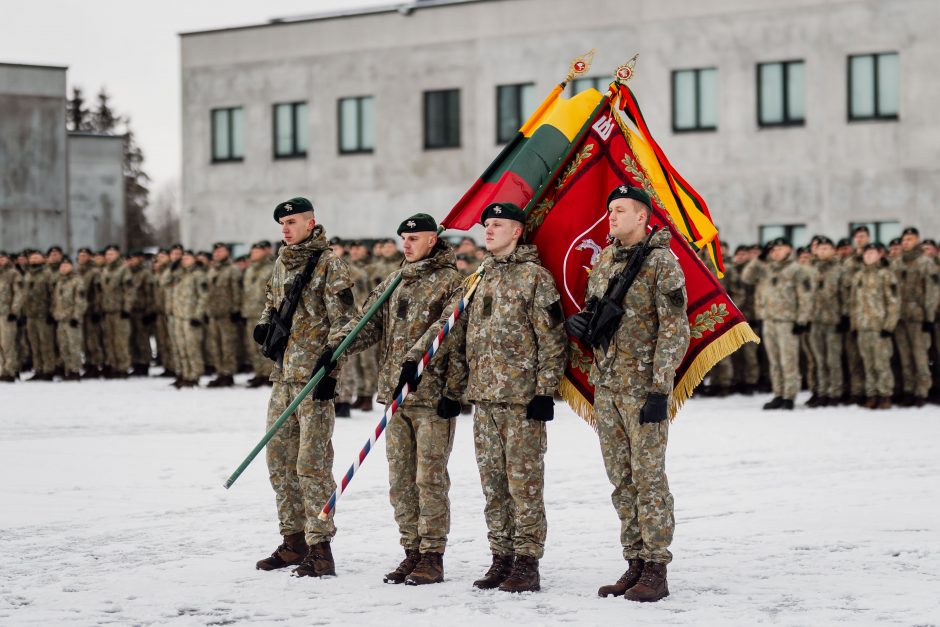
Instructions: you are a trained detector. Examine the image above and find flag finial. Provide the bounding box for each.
[566,49,596,83]
[614,54,639,85]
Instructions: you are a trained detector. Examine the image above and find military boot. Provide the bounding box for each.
[877,396,892,409]
[598,559,644,597]
[863,396,878,409]
[472,554,514,589]
[335,402,351,418]
[246,375,268,388]
[383,548,420,584]
[207,374,234,388]
[805,394,822,408]
[82,366,101,379]
[405,552,444,585]
[256,532,308,571]
[624,562,669,603]
[762,396,784,410]
[293,541,335,577]
[131,364,149,377]
[355,397,373,412]
[498,555,540,593]
[780,399,794,410]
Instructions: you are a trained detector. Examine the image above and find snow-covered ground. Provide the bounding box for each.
[1,375,938,626]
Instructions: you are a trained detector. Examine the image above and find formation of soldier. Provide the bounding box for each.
[705,225,940,409]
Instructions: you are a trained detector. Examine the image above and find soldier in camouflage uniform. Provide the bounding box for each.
[51,258,87,380]
[253,197,355,578]
[567,186,689,603]
[170,250,208,387]
[725,246,759,393]
[348,240,378,410]
[328,237,355,416]
[99,245,134,378]
[807,237,845,406]
[22,251,56,381]
[152,250,175,376]
[840,226,871,403]
[205,242,243,388]
[126,251,155,376]
[0,252,22,382]
[163,245,184,380]
[742,238,815,409]
[242,241,275,388]
[45,246,65,376]
[329,214,467,586]
[76,248,105,378]
[417,202,566,593]
[850,244,900,408]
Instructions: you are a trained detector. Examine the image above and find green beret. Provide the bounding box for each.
[480,202,525,225]
[607,184,652,210]
[274,197,314,222]
[397,213,438,235]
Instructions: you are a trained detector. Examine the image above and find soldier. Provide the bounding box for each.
[888,237,902,260]
[46,246,65,377]
[0,252,23,382]
[742,238,814,409]
[565,185,689,603]
[21,250,56,380]
[205,242,243,388]
[170,250,208,387]
[328,237,355,416]
[252,197,355,578]
[242,240,275,388]
[98,245,134,378]
[415,202,566,593]
[327,214,466,586]
[162,244,185,380]
[348,240,378,411]
[76,247,105,378]
[840,226,871,404]
[127,251,155,376]
[725,245,759,394]
[807,237,845,406]
[456,236,481,275]
[51,258,87,380]
[892,227,940,407]
[152,250,173,376]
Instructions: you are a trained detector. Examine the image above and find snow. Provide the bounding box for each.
[1,375,939,626]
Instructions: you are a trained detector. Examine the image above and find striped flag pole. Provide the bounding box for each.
[318,271,484,521]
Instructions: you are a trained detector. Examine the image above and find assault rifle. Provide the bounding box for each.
[260,250,324,364]
[582,226,660,354]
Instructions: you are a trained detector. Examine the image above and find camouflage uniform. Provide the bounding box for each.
[242,256,274,380]
[260,226,355,547]
[0,265,22,377]
[333,241,466,553]
[22,265,56,376]
[841,252,867,398]
[742,257,815,401]
[798,262,820,392]
[351,257,378,400]
[128,264,155,369]
[586,229,689,565]
[421,245,565,560]
[51,273,87,375]
[725,259,759,387]
[809,258,845,400]
[850,264,900,397]
[99,258,134,374]
[892,248,940,400]
[78,261,105,372]
[171,264,208,382]
[206,258,243,378]
[154,264,175,372]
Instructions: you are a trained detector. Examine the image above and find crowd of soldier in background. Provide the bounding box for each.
[0,235,486,417]
[701,225,940,410]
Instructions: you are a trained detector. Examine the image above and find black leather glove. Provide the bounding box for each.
[68,319,79,328]
[90,312,101,323]
[252,322,270,345]
[392,360,420,400]
[6,313,15,322]
[923,321,936,334]
[526,395,554,421]
[564,312,591,342]
[836,316,850,333]
[312,346,337,376]
[120,311,130,320]
[792,322,810,335]
[202,314,208,324]
[639,393,669,424]
[17,316,26,328]
[142,313,156,324]
[189,318,202,328]
[46,314,55,324]
[880,329,893,338]
[229,311,242,324]
[436,397,461,419]
[312,375,337,401]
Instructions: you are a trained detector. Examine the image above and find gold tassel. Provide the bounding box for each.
[559,376,596,430]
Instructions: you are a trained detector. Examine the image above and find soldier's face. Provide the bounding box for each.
[733,250,748,264]
[77,251,90,264]
[349,245,366,261]
[280,212,315,245]
[170,249,182,262]
[889,244,900,257]
[838,245,852,258]
[770,245,791,262]
[182,255,195,268]
[156,253,169,266]
[59,263,73,275]
[483,218,522,255]
[924,243,938,257]
[249,247,265,261]
[47,251,62,264]
[381,242,398,257]
[212,247,229,262]
[0,257,8,268]
[608,199,649,245]
[94,254,105,266]
[29,253,44,266]
[457,239,477,254]
[402,232,437,262]
[330,244,345,257]
[816,243,835,260]
[105,249,119,263]
[863,249,880,265]
[853,231,870,248]
[901,234,919,251]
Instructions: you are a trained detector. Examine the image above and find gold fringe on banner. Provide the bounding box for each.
[559,376,596,429]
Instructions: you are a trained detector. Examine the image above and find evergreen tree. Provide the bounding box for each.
[66,87,91,132]
[92,87,120,133]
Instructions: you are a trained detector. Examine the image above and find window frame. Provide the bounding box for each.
[671,67,719,134]
[759,223,808,247]
[495,82,535,145]
[570,76,607,96]
[423,88,461,150]
[849,220,901,245]
[847,52,899,122]
[757,59,806,128]
[337,95,375,156]
[272,101,308,160]
[210,106,244,163]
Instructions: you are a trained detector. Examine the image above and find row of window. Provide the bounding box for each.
[209,51,900,163]
[759,220,901,248]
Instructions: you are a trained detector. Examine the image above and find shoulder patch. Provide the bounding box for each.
[666,288,686,309]
[338,287,354,307]
[546,300,563,327]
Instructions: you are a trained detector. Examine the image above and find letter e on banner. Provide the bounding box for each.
[592,113,615,142]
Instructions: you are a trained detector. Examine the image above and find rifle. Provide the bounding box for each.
[582,226,660,354]
[260,250,324,364]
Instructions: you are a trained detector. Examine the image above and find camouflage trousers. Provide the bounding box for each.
[165,315,181,374]
[102,313,131,373]
[595,387,674,564]
[55,321,84,374]
[336,360,356,404]
[387,404,456,553]
[355,346,378,398]
[83,315,104,368]
[207,316,239,377]
[800,333,816,392]
[473,402,547,559]
[26,317,55,375]
[171,318,203,382]
[857,330,894,397]
[809,323,844,399]
[0,317,17,376]
[129,313,152,367]
[266,381,337,545]
[732,339,759,386]
[895,321,933,398]
[843,333,865,397]
[710,355,734,387]
[155,313,174,370]
[764,320,800,401]
[243,322,272,379]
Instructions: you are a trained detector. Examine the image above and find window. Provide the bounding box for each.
[848,52,899,121]
[759,224,808,247]
[338,96,374,154]
[672,68,718,132]
[423,89,460,149]
[273,102,308,159]
[571,76,607,95]
[849,220,901,245]
[758,60,805,127]
[496,83,536,144]
[211,107,244,162]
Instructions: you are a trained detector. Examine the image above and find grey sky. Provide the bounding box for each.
[0,0,379,194]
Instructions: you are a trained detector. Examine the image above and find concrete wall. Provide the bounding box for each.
[0,63,68,252]
[67,133,126,251]
[179,0,940,250]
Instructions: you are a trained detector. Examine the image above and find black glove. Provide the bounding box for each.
[90,312,101,323]
[751,319,763,334]
[851,329,858,338]
[252,322,270,345]
[312,346,337,376]
[639,393,669,424]
[16,316,26,328]
[526,395,555,421]
[880,329,893,338]
[189,318,202,328]
[792,322,810,335]
[120,311,130,319]
[392,360,420,400]
[46,314,55,324]
[312,375,337,401]
[836,316,850,334]
[68,319,79,328]
[923,321,936,334]
[6,313,15,322]
[202,314,209,324]
[758,244,772,262]
[229,311,242,324]
[436,397,461,419]
[564,312,591,342]
[142,313,156,324]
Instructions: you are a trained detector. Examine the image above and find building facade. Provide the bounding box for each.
[179,0,940,250]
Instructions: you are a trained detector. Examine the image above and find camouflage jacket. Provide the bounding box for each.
[892,248,940,322]
[52,273,87,322]
[260,225,356,383]
[22,265,53,318]
[128,265,155,316]
[850,263,900,332]
[368,253,404,289]
[172,265,208,321]
[333,241,467,408]
[0,266,23,317]
[585,229,690,397]
[206,258,242,318]
[812,258,846,324]
[742,257,814,323]
[724,261,755,320]
[241,257,274,320]
[415,244,566,404]
[99,259,134,314]
[77,262,102,315]
[349,258,372,305]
